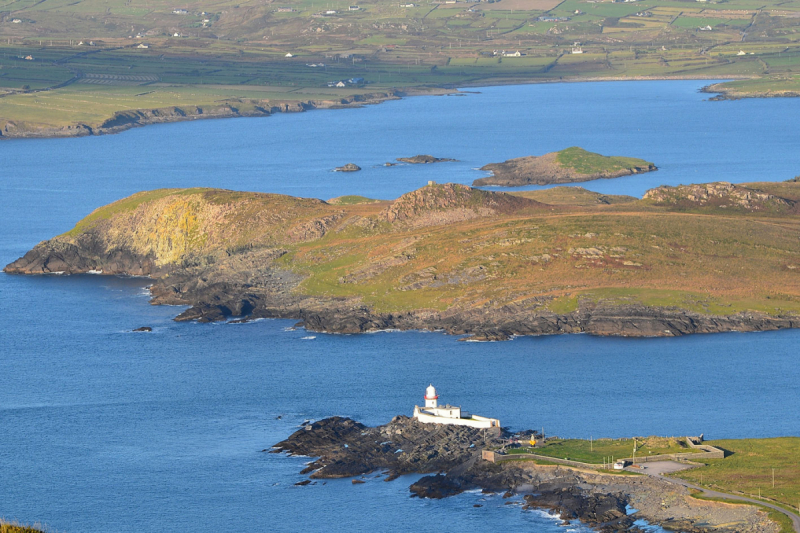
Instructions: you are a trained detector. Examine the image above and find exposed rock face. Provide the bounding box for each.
[334,163,361,172]
[474,150,656,187]
[396,155,457,164]
[643,182,795,211]
[272,416,493,479]
[382,183,544,227]
[273,416,777,533]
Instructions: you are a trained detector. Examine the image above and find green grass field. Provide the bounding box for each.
[511,436,698,464]
[0,0,798,132]
[675,438,800,515]
[555,147,654,175]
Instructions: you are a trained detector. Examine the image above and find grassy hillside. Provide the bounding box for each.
[32,180,800,319]
[0,523,45,533]
[555,147,654,175]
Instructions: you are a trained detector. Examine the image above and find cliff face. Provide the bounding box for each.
[473,148,657,187]
[6,182,800,338]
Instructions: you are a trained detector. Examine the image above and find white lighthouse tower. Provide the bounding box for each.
[413,383,500,429]
[424,384,438,408]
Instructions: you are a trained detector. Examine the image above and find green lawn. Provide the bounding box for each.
[675,438,800,515]
[512,437,698,464]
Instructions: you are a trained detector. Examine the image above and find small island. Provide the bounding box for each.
[334,163,361,172]
[473,147,657,187]
[397,155,457,164]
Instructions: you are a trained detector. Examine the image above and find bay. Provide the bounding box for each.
[1,80,799,533]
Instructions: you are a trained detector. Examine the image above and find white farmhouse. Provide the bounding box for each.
[413,384,500,429]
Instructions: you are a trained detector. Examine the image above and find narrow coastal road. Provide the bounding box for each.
[637,465,800,533]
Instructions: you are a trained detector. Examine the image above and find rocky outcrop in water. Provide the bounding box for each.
[334,163,361,172]
[396,155,457,164]
[474,148,656,187]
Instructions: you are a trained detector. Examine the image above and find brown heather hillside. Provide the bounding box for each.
[5,181,800,339]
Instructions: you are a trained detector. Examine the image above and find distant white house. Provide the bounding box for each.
[413,384,500,429]
[572,41,583,54]
[503,50,522,57]
[335,81,346,87]
[325,9,337,14]
[699,25,713,31]
[173,32,182,37]
[737,50,746,55]
[137,43,149,49]
[285,52,294,57]
[11,18,22,23]
[172,9,188,14]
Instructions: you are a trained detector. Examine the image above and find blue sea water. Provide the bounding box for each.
[1,80,799,533]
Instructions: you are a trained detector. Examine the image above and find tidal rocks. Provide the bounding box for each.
[334,163,361,172]
[474,148,656,187]
[132,326,152,332]
[396,155,457,164]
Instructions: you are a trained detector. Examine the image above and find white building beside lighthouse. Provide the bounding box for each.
[413,384,500,429]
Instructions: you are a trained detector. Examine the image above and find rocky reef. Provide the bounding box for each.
[474,147,656,187]
[272,416,778,533]
[396,155,457,164]
[334,163,361,172]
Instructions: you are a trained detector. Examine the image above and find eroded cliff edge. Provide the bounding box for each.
[5,181,800,339]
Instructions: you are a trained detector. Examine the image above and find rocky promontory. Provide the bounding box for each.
[473,147,656,187]
[0,92,398,139]
[5,181,800,339]
[272,416,777,533]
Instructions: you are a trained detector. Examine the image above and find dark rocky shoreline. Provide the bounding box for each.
[5,237,799,339]
[271,416,776,533]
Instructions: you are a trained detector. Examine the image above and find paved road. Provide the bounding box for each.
[632,462,800,533]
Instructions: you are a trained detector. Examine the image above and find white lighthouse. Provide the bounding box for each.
[413,384,500,429]
[424,384,438,408]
